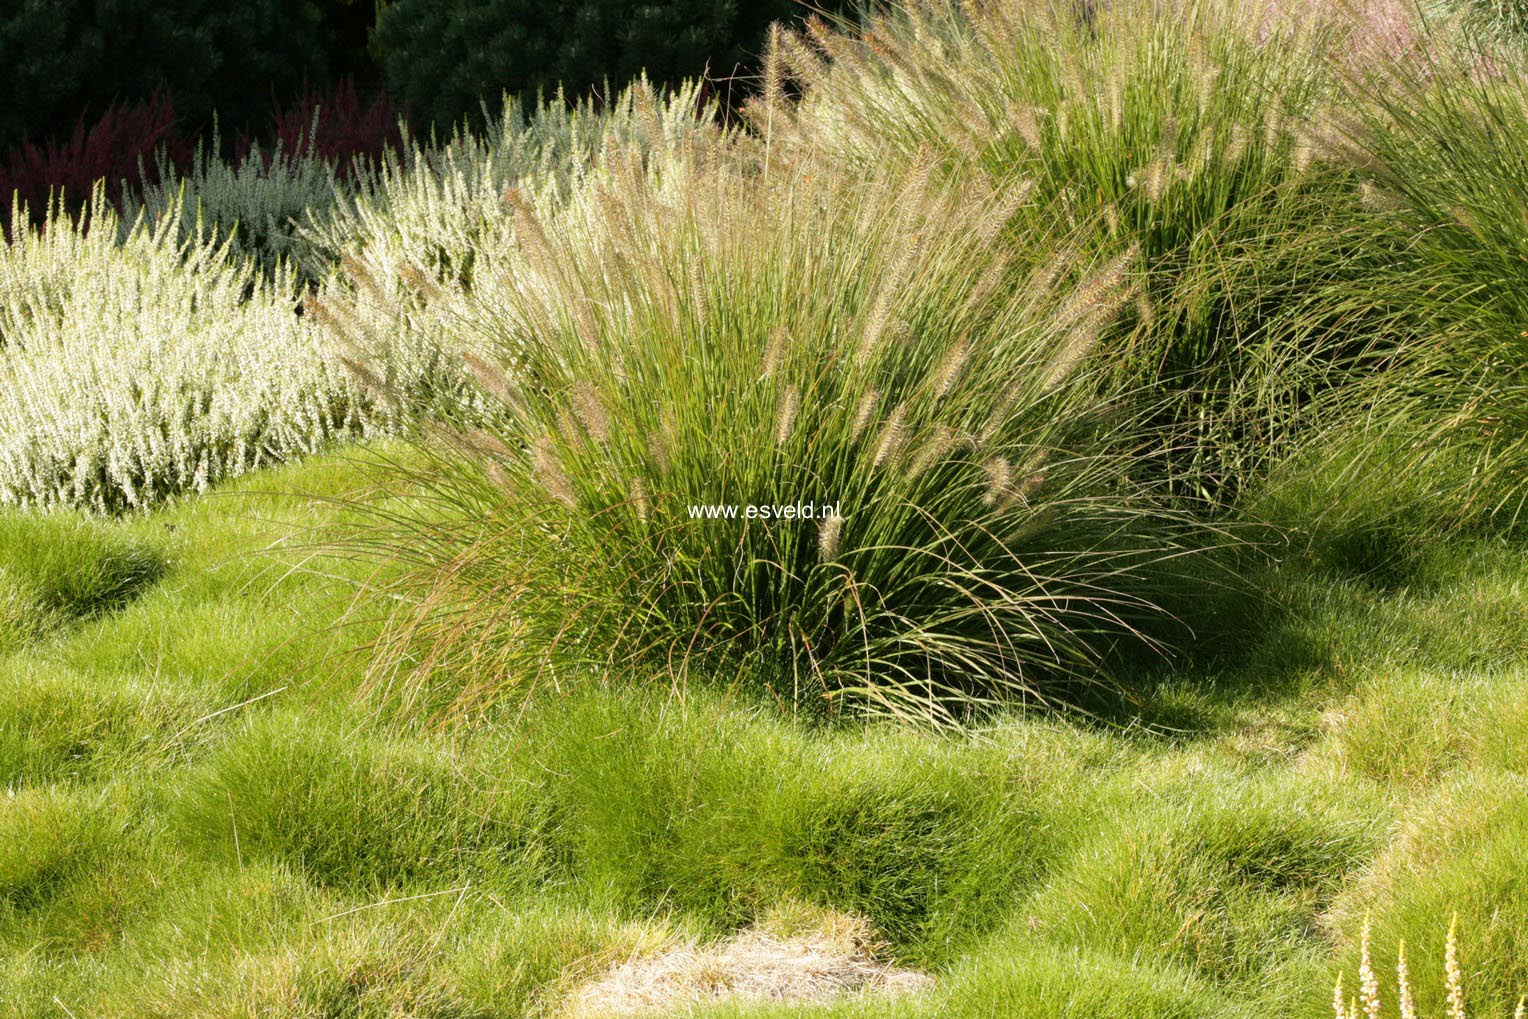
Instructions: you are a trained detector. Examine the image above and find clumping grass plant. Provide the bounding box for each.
[752,0,1403,504]
[336,139,1230,725]
[1337,37,1528,529]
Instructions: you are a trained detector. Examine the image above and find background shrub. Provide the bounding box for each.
[372,0,861,134]
[0,97,191,230]
[0,0,331,153]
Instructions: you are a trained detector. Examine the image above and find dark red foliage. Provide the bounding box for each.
[1,80,409,232]
[238,78,408,179]
[0,97,192,227]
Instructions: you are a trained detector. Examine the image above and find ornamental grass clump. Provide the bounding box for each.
[0,189,374,513]
[300,78,730,424]
[753,0,1396,503]
[1337,39,1528,528]
[340,141,1227,725]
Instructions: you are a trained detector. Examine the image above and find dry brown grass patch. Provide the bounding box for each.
[559,910,934,1018]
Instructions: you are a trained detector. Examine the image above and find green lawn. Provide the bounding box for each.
[0,450,1523,1017]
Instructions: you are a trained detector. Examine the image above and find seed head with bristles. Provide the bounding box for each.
[873,404,908,468]
[762,24,787,115]
[906,424,961,481]
[818,513,843,563]
[630,475,650,524]
[1042,319,1102,393]
[1009,104,1043,151]
[774,385,800,447]
[976,179,1034,245]
[982,457,1012,508]
[531,436,576,509]
[850,389,880,444]
[688,257,707,319]
[931,338,970,398]
[303,295,354,345]
[647,429,672,475]
[761,326,790,379]
[571,380,610,443]
[962,260,1008,318]
[464,429,515,459]
[397,263,444,303]
[340,253,386,307]
[462,353,514,403]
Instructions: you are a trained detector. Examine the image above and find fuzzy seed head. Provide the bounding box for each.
[818,513,843,563]
[1397,940,1417,1019]
[1445,916,1466,1019]
[630,475,650,524]
[1226,123,1249,165]
[1043,319,1101,392]
[397,263,443,303]
[774,385,800,447]
[1010,105,1043,150]
[762,326,789,379]
[340,253,385,306]
[1359,181,1405,214]
[462,353,513,403]
[982,457,1012,507]
[1359,919,1382,1019]
[978,180,1034,244]
[907,424,960,480]
[932,338,970,398]
[465,429,514,459]
[531,436,576,509]
[689,258,707,319]
[647,429,672,475]
[572,380,610,443]
[873,404,907,468]
[850,389,880,444]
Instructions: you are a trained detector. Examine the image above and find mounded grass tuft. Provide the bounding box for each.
[1324,772,1528,1017]
[0,785,127,917]
[1022,762,1387,987]
[935,937,1230,1019]
[171,710,561,893]
[0,664,215,788]
[0,510,163,623]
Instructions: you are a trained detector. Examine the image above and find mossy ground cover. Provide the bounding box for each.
[0,451,1523,1017]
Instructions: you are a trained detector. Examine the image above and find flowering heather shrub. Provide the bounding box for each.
[0,191,376,513]
[0,97,190,229]
[125,135,345,283]
[300,78,720,285]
